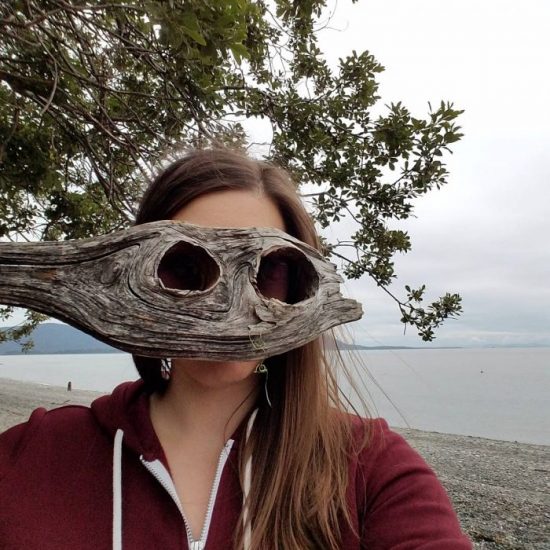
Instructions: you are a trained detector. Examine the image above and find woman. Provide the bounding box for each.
[0,148,472,549]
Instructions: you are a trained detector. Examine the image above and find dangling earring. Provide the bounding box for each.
[161,358,172,381]
[254,361,272,408]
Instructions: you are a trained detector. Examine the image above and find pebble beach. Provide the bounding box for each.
[1,377,548,549]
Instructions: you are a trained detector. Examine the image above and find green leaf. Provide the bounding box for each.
[229,42,249,62]
[180,12,207,46]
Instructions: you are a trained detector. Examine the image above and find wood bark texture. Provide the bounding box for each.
[0,221,363,360]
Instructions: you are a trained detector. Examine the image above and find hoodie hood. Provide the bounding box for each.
[90,379,253,462]
[91,380,164,462]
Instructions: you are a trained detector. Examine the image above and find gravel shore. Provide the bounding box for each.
[1,377,548,549]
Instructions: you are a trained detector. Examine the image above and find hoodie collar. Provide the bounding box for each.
[91,380,164,462]
[91,379,258,462]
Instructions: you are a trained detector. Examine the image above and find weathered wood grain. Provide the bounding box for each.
[0,221,363,360]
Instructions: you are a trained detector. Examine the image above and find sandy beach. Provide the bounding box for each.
[1,377,548,549]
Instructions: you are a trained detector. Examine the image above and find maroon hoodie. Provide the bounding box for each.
[0,380,472,549]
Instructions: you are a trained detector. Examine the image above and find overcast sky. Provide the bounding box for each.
[3,1,549,349]
[303,0,550,348]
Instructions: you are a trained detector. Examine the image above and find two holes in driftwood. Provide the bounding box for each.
[157,242,318,305]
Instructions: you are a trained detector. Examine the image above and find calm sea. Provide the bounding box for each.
[0,348,548,445]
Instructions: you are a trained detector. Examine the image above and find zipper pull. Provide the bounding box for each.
[190,542,204,550]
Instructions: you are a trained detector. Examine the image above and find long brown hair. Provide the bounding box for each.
[133,147,371,549]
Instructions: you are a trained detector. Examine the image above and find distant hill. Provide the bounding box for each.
[0,323,121,355]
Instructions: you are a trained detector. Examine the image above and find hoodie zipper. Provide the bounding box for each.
[140,440,233,550]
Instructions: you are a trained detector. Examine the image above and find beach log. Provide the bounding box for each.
[0,221,362,360]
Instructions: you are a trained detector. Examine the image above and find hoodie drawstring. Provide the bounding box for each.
[242,409,258,550]
[113,428,124,550]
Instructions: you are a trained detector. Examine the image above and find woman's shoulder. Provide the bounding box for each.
[0,405,94,481]
[0,404,99,475]
[345,413,394,458]
[0,380,144,482]
[345,413,439,493]
[345,414,472,548]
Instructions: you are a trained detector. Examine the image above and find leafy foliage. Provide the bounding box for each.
[0,0,463,347]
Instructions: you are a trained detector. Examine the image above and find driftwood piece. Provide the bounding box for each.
[0,221,363,360]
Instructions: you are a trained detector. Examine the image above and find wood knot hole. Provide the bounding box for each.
[158,241,220,292]
[256,247,319,304]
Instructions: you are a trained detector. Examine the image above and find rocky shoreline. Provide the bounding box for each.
[394,427,549,549]
[1,377,548,549]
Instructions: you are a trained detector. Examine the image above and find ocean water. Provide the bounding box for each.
[341,347,550,446]
[0,353,138,392]
[0,348,548,445]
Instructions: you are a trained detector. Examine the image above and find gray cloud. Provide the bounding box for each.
[306,0,550,347]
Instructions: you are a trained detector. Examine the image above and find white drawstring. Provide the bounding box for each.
[242,409,258,550]
[113,428,124,550]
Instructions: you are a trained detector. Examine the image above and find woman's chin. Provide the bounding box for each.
[172,358,261,390]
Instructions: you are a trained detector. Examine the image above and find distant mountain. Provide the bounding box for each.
[0,323,121,355]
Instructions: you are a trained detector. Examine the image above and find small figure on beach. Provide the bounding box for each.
[0,148,472,549]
